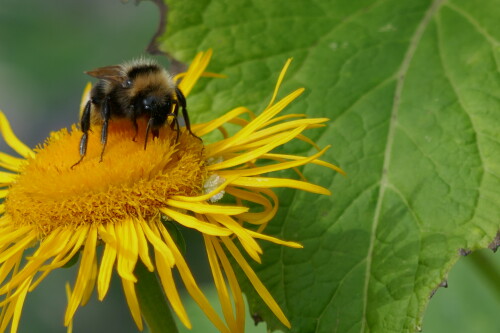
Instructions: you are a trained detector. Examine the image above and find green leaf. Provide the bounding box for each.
[135,260,179,333]
[156,0,500,332]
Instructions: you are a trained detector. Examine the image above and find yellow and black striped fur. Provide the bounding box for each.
[72,59,200,168]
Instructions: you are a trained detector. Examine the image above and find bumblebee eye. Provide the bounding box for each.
[122,79,132,88]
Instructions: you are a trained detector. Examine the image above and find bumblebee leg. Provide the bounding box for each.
[99,97,111,162]
[175,87,201,141]
[71,100,92,169]
[170,101,179,130]
[144,118,153,150]
[132,117,139,142]
[173,115,180,143]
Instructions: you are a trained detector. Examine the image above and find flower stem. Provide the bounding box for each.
[135,261,179,333]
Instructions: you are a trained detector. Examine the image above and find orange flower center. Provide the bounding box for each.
[5,119,206,235]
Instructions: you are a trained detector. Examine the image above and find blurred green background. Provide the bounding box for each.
[1,1,500,332]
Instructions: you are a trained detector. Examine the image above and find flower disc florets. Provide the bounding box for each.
[5,119,206,235]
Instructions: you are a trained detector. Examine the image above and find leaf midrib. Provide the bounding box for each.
[359,0,446,332]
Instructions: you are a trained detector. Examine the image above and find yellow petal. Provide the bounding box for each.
[40,225,89,271]
[65,283,74,333]
[65,226,97,326]
[9,277,32,333]
[265,58,293,109]
[246,230,303,248]
[7,229,70,293]
[204,236,236,332]
[97,239,117,301]
[139,219,175,267]
[165,199,248,215]
[115,219,138,282]
[133,219,154,272]
[157,223,230,333]
[262,113,305,126]
[0,152,24,172]
[225,187,278,226]
[208,214,262,263]
[29,228,88,292]
[160,207,233,237]
[0,226,34,249]
[154,248,192,329]
[231,176,331,195]
[232,118,328,148]
[222,237,291,328]
[211,238,246,332]
[207,125,308,171]
[0,252,22,288]
[192,106,254,137]
[0,171,17,186]
[0,111,34,158]
[81,253,98,306]
[206,88,304,156]
[218,146,330,177]
[260,152,346,175]
[121,279,143,331]
[177,49,213,97]
[0,232,37,264]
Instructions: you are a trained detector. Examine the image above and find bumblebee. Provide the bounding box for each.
[72,58,200,167]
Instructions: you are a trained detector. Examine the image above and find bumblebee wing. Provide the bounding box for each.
[85,65,125,83]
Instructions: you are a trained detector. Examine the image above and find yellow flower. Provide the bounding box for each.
[0,50,342,332]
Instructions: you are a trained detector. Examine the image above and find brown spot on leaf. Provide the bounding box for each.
[458,248,471,256]
[429,279,448,299]
[488,231,500,253]
[252,312,263,326]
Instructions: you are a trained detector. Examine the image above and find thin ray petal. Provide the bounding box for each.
[165,199,248,215]
[65,283,74,333]
[0,171,17,186]
[208,214,262,263]
[65,226,97,326]
[97,240,117,301]
[211,238,246,332]
[260,152,346,175]
[121,279,143,331]
[225,187,278,226]
[10,278,31,333]
[207,125,307,171]
[81,252,98,306]
[246,230,302,248]
[231,176,331,195]
[0,112,34,158]
[115,219,138,282]
[218,146,330,177]
[154,248,192,329]
[192,107,254,137]
[156,223,230,333]
[139,219,175,267]
[205,88,304,156]
[222,238,291,328]
[204,236,236,332]
[161,208,233,236]
[177,49,213,97]
[266,58,293,109]
[133,219,154,272]
[0,152,24,172]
